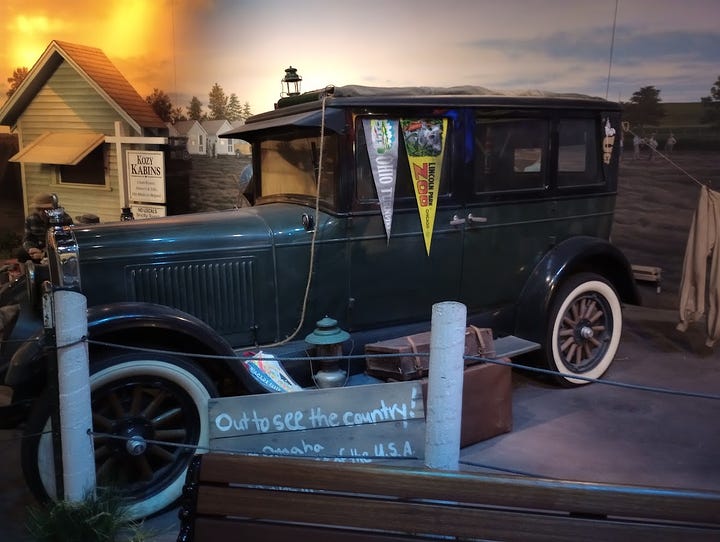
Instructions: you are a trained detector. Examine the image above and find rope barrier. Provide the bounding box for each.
[87,429,423,462]
[84,337,720,402]
[0,335,712,403]
[1,331,716,478]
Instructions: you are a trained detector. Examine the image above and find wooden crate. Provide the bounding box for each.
[632,264,662,293]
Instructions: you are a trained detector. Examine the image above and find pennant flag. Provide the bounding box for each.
[363,119,399,242]
[401,118,447,255]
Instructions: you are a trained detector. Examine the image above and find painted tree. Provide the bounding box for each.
[622,86,665,128]
[145,88,174,122]
[701,75,720,128]
[171,106,187,123]
[226,93,242,121]
[241,101,253,120]
[6,67,29,98]
[208,83,228,120]
[187,96,204,121]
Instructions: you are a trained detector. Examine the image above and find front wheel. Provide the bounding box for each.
[545,273,622,386]
[21,354,217,519]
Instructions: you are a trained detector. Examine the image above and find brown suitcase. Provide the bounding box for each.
[365,326,495,381]
[420,361,513,447]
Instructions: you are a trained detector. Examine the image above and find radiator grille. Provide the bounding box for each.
[127,260,255,334]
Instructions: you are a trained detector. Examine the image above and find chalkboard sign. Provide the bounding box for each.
[208,381,425,462]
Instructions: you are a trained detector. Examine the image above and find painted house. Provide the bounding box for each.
[201,119,234,156]
[226,120,251,156]
[167,120,207,155]
[0,40,167,223]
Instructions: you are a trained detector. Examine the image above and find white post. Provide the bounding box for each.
[424,301,466,470]
[54,289,96,501]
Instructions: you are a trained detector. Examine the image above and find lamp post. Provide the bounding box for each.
[281,66,302,97]
[305,316,349,388]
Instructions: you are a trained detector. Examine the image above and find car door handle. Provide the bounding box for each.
[467,213,488,223]
[449,214,466,226]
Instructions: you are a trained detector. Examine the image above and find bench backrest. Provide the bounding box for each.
[178,453,720,542]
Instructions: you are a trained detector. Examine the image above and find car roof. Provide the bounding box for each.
[223,84,620,139]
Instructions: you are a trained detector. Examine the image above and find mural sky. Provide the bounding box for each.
[1,0,719,117]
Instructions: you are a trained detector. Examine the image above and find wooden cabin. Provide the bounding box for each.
[0,40,167,223]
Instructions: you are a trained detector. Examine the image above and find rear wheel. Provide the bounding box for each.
[545,273,622,386]
[21,353,217,519]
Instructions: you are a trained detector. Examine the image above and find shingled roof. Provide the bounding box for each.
[0,40,165,132]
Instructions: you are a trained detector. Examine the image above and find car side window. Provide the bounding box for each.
[473,117,548,194]
[557,118,602,187]
[259,134,338,204]
[355,118,451,204]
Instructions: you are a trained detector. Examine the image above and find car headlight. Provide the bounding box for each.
[47,225,80,291]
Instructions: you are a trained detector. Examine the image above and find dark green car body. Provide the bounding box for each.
[1,85,640,520]
[4,85,640,390]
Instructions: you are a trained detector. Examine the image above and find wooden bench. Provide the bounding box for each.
[177,453,720,542]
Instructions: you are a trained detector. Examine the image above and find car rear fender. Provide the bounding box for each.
[515,236,640,344]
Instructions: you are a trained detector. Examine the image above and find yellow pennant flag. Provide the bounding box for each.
[401,118,447,255]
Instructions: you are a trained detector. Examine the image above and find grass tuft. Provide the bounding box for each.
[26,489,152,542]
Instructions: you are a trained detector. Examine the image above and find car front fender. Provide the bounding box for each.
[5,301,265,395]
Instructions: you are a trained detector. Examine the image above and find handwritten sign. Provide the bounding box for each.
[208,381,425,463]
[126,150,165,203]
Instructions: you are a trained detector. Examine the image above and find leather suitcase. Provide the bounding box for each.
[421,361,513,447]
[365,326,495,381]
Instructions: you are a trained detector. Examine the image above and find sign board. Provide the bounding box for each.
[130,204,166,220]
[126,150,165,204]
[209,381,425,463]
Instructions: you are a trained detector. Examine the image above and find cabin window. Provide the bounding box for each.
[58,145,107,186]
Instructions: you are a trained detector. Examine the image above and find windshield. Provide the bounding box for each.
[259,133,338,205]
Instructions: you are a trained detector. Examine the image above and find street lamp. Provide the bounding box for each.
[281,66,302,97]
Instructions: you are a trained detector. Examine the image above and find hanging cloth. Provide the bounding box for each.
[676,185,720,347]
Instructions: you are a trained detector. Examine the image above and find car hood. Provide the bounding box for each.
[71,206,289,263]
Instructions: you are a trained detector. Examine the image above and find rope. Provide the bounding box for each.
[260,87,332,348]
[80,338,720,401]
[624,126,707,188]
[1,334,710,402]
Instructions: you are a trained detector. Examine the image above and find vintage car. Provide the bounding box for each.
[0,85,638,518]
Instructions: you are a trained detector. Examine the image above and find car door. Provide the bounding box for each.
[460,113,555,313]
[346,114,463,330]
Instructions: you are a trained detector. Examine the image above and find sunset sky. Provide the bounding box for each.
[1,0,719,118]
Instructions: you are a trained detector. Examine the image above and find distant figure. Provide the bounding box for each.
[17,193,73,262]
[665,133,677,154]
[646,134,658,160]
[632,134,642,159]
